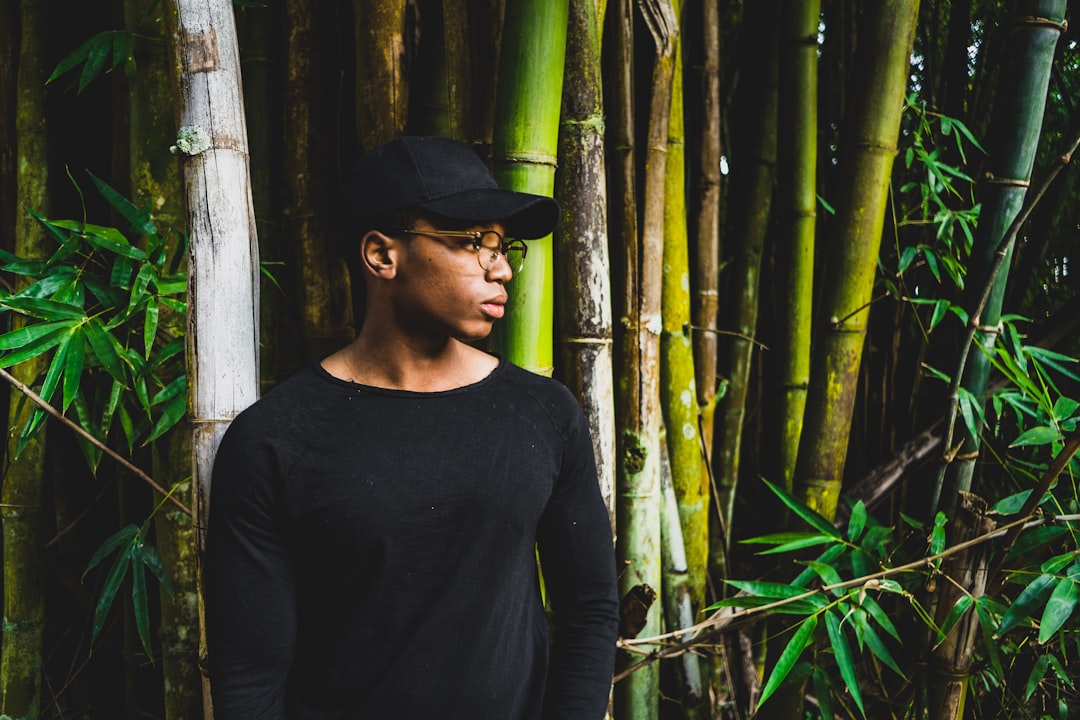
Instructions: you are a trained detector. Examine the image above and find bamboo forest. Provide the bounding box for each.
[2,0,1080,718]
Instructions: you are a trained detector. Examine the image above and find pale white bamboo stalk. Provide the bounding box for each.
[165,2,260,716]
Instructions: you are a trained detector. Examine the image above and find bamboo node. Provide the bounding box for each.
[956,451,980,461]
[982,173,1030,187]
[494,150,558,169]
[1014,16,1067,33]
[564,336,614,345]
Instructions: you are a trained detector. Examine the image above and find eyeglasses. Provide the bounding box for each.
[401,228,527,275]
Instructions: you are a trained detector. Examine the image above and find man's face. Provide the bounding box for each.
[387,219,514,343]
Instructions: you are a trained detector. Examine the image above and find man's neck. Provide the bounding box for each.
[321,332,498,392]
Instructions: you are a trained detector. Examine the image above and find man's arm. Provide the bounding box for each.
[204,416,297,720]
[537,404,620,719]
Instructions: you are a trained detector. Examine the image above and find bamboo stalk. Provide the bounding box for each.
[792,0,919,522]
[1,2,50,714]
[557,0,616,525]
[353,0,408,149]
[125,1,204,714]
[615,1,678,717]
[659,0,707,652]
[285,0,354,360]
[772,0,818,496]
[711,0,777,576]
[164,2,261,715]
[689,0,721,457]
[489,0,569,375]
[933,0,1066,519]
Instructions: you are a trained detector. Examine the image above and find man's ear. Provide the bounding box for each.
[359,230,399,279]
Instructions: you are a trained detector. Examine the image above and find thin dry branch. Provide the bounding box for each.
[0,366,192,517]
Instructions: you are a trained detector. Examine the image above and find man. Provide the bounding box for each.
[204,135,619,719]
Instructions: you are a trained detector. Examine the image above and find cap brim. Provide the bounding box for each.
[417,188,559,239]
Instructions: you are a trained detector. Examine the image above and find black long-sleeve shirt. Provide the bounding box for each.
[205,359,619,719]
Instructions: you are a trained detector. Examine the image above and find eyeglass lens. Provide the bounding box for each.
[476,231,525,274]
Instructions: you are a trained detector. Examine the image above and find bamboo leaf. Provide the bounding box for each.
[1011,425,1063,448]
[851,608,903,676]
[976,598,1005,680]
[89,544,132,644]
[85,318,129,385]
[0,319,78,351]
[811,665,835,720]
[998,572,1058,636]
[140,542,174,597]
[761,478,841,538]
[0,324,71,367]
[793,544,848,588]
[825,610,865,716]
[145,390,187,444]
[803,560,844,589]
[130,543,153,660]
[1038,577,1079,644]
[1048,653,1075,690]
[1026,654,1050,701]
[143,296,159,359]
[125,262,154,318]
[708,595,826,615]
[725,580,818,599]
[757,615,819,708]
[63,330,86,411]
[0,296,86,321]
[846,500,867,542]
[755,535,838,555]
[87,170,157,236]
[936,595,974,645]
[82,525,139,577]
[45,219,148,260]
[860,593,901,641]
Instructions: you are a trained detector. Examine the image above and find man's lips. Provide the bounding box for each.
[481,298,507,319]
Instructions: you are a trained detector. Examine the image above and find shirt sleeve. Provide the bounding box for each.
[204,413,297,720]
[536,400,620,719]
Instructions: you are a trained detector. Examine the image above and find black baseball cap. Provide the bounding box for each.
[346,135,559,239]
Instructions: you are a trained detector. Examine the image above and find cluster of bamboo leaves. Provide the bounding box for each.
[713,100,1080,716]
[0,172,187,658]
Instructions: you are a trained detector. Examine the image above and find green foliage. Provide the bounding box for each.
[81,520,174,661]
[46,30,136,93]
[0,172,188,469]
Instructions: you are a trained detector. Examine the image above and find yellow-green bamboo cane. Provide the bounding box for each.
[1,2,49,714]
[659,1,707,646]
[489,0,568,375]
[772,0,818,496]
[792,0,920,522]
[557,0,615,523]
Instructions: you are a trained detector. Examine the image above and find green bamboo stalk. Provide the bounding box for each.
[933,0,1066,519]
[1,2,50,715]
[659,0,707,646]
[689,0,721,456]
[615,1,678,717]
[408,3,452,137]
[711,0,777,576]
[488,0,568,375]
[354,0,408,149]
[792,0,919,522]
[285,0,355,360]
[772,0,818,496]
[557,0,615,524]
[441,1,473,141]
[658,428,705,712]
[126,0,202,715]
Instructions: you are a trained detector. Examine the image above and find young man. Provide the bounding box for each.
[204,135,620,719]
